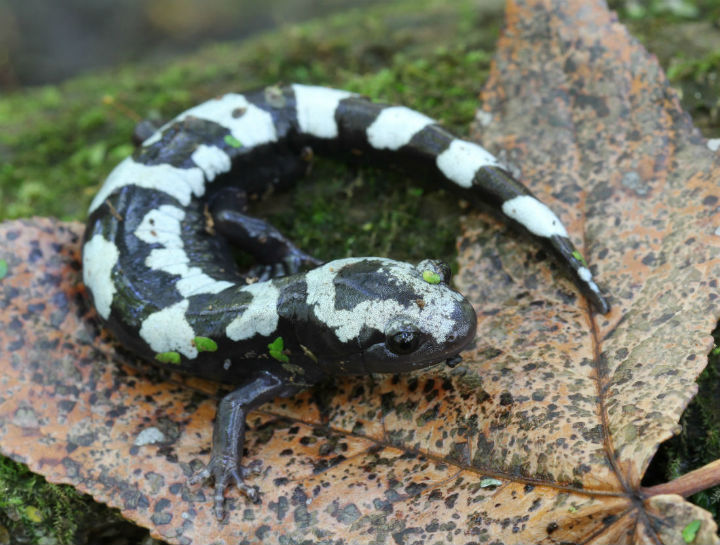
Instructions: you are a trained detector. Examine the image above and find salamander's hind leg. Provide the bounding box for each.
[189,371,306,520]
[209,191,323,281]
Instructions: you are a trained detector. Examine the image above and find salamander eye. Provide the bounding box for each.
[385,319,421,355]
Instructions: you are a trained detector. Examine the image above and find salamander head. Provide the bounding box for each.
[302,257,477,375]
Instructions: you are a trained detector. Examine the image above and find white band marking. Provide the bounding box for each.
[225,282,280,341]
[292,84,354,139]
[134,205,234,298]
[89,158,206,213]
[501,195,569,238]
[139,300,197,358]
[366,106,434,150]
[191,144,231,181]
[436,139,500,188]
[82,234,120,320]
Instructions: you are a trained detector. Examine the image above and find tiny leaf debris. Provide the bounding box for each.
[155,351,181,364]
[268,336,289,363]
[0,1,719,544]
[224,134,243,148]
[683,520,702,543]
[193,336,218,352]
[572,250,587,266]
[422,270,442,284]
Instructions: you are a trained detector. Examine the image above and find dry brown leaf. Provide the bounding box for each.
[1,0,719,543]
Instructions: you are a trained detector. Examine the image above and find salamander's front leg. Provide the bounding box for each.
[212,206,323,280]
[189,371,305,520]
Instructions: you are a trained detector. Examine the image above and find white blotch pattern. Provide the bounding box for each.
[501,195,569,238]
[305,258,465,345]
[134,205,234,297]
[366,106,434,150]
[139,299,197,358]
[82,234,120,319]
[225,282,280,341]
[577,267,592,282]
[134,204,184,246]
[93,95,278,211]
[142,94,278,148]
[191,144,231,181]
[88,158,206,213]
[577,267,601,294]
[178,94,278,148]
[292,84,354,139]
[436,139,500,188]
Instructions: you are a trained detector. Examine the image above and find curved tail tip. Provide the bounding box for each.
[550,235,611,314]
[586,288,611,315]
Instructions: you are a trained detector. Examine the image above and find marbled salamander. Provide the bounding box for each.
[83,84,609,519]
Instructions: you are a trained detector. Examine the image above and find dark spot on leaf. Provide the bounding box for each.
[444,493,459,509]
[255,525,270,539]
[268,496,288,521]
[531,390,546,401]
[602,514,618,525]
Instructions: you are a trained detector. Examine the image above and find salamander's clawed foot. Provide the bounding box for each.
[190,457,263,520]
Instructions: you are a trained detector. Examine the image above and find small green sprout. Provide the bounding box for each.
[155,351,181,364]
[682,520,701,543]
[571,250,587,267]
[268,337,289,363]
[224,134,243,148]
[479,478,502,488]
[422,270,442,284]
[0,259,7,280]
[193,336,218,352]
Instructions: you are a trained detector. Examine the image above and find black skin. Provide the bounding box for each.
[131,119,469,519]
[131,120,329,517]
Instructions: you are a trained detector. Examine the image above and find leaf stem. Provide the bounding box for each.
[642,459,720,498]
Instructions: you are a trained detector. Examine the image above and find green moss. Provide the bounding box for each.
[610,0,720,137]
[0,456,148,544]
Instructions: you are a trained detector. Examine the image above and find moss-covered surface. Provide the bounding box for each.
[1,0,719,542]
